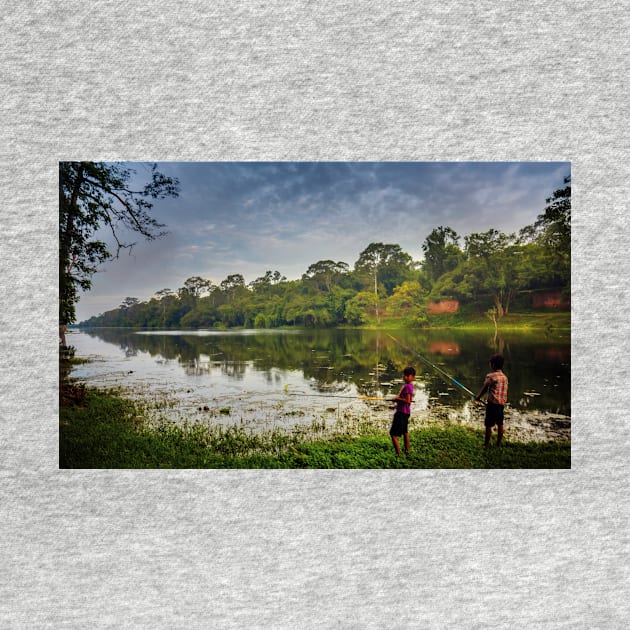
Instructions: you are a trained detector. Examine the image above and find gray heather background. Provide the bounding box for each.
[1,1,628,628]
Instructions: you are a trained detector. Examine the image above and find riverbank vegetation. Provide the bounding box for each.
[59,387,570,469]
[76,178,570,330]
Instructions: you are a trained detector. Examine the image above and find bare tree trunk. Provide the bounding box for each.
[374,269,380,324]
[59,164,85,324]
[493,295,504,319]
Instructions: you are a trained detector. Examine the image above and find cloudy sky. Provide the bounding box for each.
[76,161,569,322]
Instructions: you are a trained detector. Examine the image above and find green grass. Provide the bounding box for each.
[60,387,570,469]
[411,310,570,331]
[351,310,570,332]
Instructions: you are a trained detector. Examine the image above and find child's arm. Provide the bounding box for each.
[392,385,412,404]
[474,379,489,402]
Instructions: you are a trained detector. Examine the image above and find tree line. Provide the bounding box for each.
[78,176,570,329]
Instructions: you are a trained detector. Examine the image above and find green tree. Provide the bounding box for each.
[463,229,519,317]
[59,162,179,324]
[429,229,527,318]
[302,260,349,292]
[354,243,414,323]
[421,226,463,283]
[344,291,378,325]
[430,265,477,303]
[386,281,427,315]
[184,276,212,299]
[119,296,140,310]
[326,286,355,323]
[526,175,571,251]
[220,274,246,302]
[117,297,140,326]
[519,175,571,291]
[249,270,287,292]
[155,288,174,327]
[181,299,218,328]
[253,312,268,328]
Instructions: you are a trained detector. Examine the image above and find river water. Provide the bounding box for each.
[67,327,570,442]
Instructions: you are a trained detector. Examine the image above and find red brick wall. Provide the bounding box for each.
[532,291,569,309]
[426,299,460,315]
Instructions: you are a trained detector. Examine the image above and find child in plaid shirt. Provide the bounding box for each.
[475,353,508,447]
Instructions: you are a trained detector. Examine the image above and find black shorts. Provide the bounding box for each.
[390,411,410,437]
[484,402,504,428]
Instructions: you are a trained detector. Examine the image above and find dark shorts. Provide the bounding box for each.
[484,402,505,428]
[390,411,410,437]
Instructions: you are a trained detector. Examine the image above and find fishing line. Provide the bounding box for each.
[278,391,409,403]
[150,391,401,412]
[386,333,482,403]
[282,392,386,400]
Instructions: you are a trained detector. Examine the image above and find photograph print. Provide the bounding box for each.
[59,161,570,468]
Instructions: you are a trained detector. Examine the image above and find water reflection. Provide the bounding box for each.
[74,327,570,416]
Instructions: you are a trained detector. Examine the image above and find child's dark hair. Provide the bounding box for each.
[489,354,504,370]
[403,366,416,376]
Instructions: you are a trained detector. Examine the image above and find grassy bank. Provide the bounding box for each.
[344,309,570,332]
[60,387,570,469]
[424,310,570,331]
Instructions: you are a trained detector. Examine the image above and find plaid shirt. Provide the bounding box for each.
[484,370,508,405]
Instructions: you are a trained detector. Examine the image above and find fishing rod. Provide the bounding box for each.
[279,391,408,403]
[386,333,482,403]
[174,391,401,412]
[284,393,385,400]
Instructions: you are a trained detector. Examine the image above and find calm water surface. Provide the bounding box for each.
[68,327,570,441]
